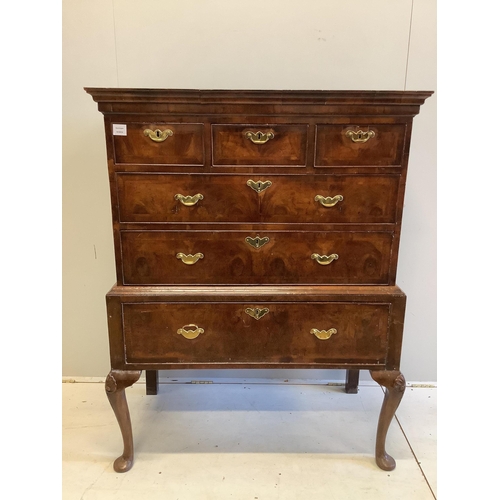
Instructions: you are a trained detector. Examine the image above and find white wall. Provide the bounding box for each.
[62,0,436,382]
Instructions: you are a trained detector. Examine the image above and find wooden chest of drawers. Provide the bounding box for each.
[85,88,432,473]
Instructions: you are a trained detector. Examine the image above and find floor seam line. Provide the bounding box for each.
[395,413,436,499]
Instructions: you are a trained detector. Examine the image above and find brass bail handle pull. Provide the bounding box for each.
[144,128,174,142]
[177,324,205,340]
[176,253,204,265]
[345,129,375,143]
[315,195,343,208]
[310,328,337,340]
[311,253,339,265]
[175,193,204,206]
[245,130,275,144]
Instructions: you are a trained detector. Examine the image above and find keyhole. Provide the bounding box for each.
[155,130,161,138]
[256,132,263,140]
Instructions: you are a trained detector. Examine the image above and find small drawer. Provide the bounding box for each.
[212,124,308,166]
[120,230,393,285]
[112,122,204,165]
[116,173,399,224]
[122,301,390,365]
[315,124,407,166]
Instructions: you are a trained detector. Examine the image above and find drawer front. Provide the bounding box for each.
[315,124,406,166]
[116,173,258,223]
[212,124,308,166]
[122,302,390,365]
[120,230,393,285]
[112,122,204,165]
[259,174,399,223]
[116,173,399,224]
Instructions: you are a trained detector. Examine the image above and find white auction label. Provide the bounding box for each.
[112,124,127,136]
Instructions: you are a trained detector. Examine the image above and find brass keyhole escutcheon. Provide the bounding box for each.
[245,307,270,320]
[245,236,270,249]
[247,179,272,193]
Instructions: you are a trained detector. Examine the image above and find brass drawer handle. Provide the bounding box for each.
[176,252,204,265]
[311,253,339,265]
[345,129,375,143]
[247,179,272,193]
[177,324,205,340]
[245,131,275,144]
[315,194,343,207]
[310,328,337,340]
[245,236,270,249]
[174,193,204,206]
[143,128,174,142]
[245,307,270,320]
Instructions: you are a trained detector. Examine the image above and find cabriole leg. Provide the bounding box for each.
[369,370,406,471]
[105,369,142,472]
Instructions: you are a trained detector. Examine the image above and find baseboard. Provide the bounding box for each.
[62,376,437,388]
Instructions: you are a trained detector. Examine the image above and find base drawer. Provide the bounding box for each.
[121,301,390,365]
[106,285,406,370]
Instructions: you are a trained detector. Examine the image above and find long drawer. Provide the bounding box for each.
[120,230,394,285]
[116,173,400,224]
[121,301,390,365]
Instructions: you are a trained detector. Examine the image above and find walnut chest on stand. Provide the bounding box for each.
[85,88,432,472]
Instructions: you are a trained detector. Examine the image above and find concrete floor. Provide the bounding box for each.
[62,381,436,499]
